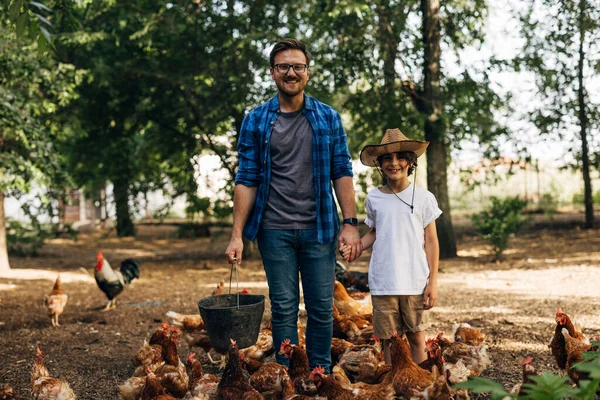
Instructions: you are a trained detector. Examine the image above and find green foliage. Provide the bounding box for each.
[185,196,232,221]
[5,191,78,256]
[516,0,599,227]
[572,189,600,208]
[470,196,531,260]
[212,199,233,220]
[354,169,378,215]
[301,0,506,161]
[5,216,77,257]
[185,195,211,222]
[454,376,510,400]
[537,182,560,218]
[54,0,287,235]
[0,23,77,196]
[456,348,600,399]
[2,0,55,54]
[5,218,46,256]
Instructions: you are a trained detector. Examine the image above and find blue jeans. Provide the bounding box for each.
[257,229,335,373]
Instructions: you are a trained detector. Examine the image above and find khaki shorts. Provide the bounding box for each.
[371,294,430,339]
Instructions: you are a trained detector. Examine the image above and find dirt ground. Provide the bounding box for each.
[0,214,599,399]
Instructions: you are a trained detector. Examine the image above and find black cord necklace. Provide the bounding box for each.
[376,164,417,214]
[386,183,414,213]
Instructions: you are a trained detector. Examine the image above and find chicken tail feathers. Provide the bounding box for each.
[120,259,140,284]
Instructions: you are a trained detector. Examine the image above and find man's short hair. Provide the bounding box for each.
[269,38,312,67]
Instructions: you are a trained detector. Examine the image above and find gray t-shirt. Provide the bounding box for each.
[262,109,316,229]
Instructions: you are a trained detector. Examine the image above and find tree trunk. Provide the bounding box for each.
[113,178,136,237]
[377,2,400,129]
[422,0,457,258]
[578,0,595,229]
[0,192,10,272]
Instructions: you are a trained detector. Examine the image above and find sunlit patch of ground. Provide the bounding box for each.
[439,265,600,299]
[0,269,94,283]
[493,339,550,353]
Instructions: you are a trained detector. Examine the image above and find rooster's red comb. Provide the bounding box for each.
[522,356,534,366]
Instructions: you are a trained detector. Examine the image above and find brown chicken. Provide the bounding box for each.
[550,307,588,369]
[131,338,165,377]
[280,370,324,400]
[240,328,274,364]
[562,328,592,384]
[217,339,264,400]
[0,383,20,399]
[420,338,470,385]
[333,281,372,316]
[422,366,470,400]
[118,376,147,400]
[44,275,68,327]
[436,332,490,377]
[150,323,171,346]
[187,352,219,398]
[166,311,205,331]
[509,356,538,396]
[452,322,485,346]
[154,328,189,398]
[331,337,354,365]
[417,338,444,375]
[241,355,264,375]
[211,281,249,296]
[141,368,177,400]
[331,366,395,399]
[333,305,371,329]
[119,326,169,400]
[332,306,373,344]
[279,339,317,396]
[309,366,355,400]
[118,329,168,399]
[381,332,434,398]
[212,280,225,295]
[165,311,226,367]
[249,361,287,398]
[31,347,77,400]
[337,339,385,384]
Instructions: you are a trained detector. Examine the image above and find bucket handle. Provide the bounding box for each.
[228,258,240,309]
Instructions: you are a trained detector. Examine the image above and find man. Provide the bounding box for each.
[224,38,361,373]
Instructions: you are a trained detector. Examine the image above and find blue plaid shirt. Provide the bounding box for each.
[235,94,353,243]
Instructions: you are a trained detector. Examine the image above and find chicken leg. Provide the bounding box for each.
[101,299,117,311]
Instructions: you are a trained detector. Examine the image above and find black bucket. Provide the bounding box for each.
[197,293,265,353]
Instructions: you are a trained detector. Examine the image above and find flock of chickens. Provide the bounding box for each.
[1,256,598,399]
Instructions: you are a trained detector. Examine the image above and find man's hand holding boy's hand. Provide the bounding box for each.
[338,225,361,262]
[339,243,351,262]
[339,242,362,263]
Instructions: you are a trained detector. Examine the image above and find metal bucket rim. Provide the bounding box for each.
[197,294,265,311]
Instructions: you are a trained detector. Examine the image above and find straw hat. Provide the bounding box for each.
[359,128,429,167]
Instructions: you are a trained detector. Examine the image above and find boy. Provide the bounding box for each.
[341,128,441,364]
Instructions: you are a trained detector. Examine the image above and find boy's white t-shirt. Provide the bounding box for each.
[364,183,442,295]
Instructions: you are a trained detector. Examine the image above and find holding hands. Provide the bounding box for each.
[338,226,362,263]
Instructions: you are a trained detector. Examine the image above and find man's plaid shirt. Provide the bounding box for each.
[235,94,353,244]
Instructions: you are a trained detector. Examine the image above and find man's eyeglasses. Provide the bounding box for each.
[273,63,308,74]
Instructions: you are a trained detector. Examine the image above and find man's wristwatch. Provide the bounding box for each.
[342,217,358,226]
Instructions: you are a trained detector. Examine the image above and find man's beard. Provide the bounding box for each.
[276,78,305,97]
